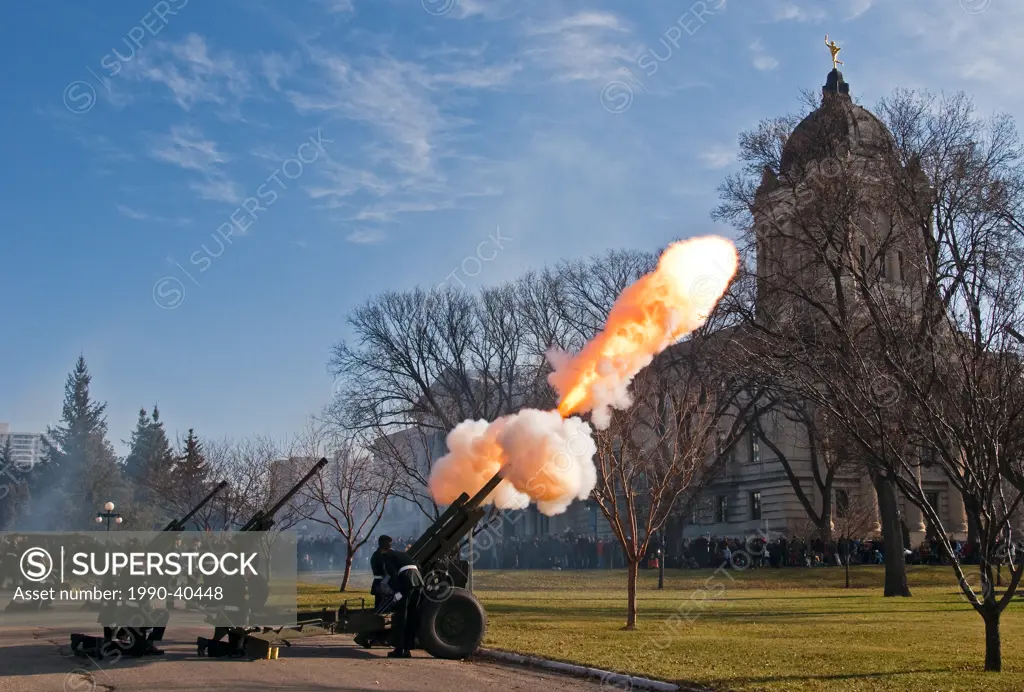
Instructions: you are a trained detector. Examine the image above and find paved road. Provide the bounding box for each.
[0,626,606,692]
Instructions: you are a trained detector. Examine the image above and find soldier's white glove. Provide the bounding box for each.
[392,593,403,603]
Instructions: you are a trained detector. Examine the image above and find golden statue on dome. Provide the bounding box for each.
[825,35,843,70]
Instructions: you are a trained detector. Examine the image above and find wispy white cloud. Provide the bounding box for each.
[288,55,447,176]
[126,34,250,112]
[149,126,242,205]
[346,229,387,244]
[307,164,395,204]
[116,204,191,226]
[450,0,514,20]
[699,144,736,170]
[190,176,242,205]
[523,11,637,83]
[322,0,354,12]
[750,39,779,71]
[349,200,456,223]
[150,125,227,171]
[431,63,522,88]
[885,1,1024,109]
[846,0,873,20]
[261,52,301,91]
[117,204,150,220]
[282,45,511,229]
[770,2,826,23]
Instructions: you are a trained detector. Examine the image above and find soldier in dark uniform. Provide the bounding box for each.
[370,535,393,611]
[354,535,393,649]
[382,549,424,658]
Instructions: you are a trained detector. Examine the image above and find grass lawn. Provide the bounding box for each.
[298,565,1024,691]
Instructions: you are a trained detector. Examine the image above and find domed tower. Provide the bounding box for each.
[753,67,931,325]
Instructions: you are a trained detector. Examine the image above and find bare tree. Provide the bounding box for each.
[590,332,757,629]
[203,436,286,530]
[328,285,545,519]
[841,90,1024,672]
[294,421,396,591]
[833,486,881,588]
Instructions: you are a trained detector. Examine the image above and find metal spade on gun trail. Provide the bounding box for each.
[427,235,740,517]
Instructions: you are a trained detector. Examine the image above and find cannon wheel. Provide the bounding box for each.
[416,588,486,659]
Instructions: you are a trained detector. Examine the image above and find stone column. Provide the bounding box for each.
[906,465,927,546]
[947,484,968,539]
[861,473,881,536]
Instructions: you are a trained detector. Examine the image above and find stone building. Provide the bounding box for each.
[682,67,970,546]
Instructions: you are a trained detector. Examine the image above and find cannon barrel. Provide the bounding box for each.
[162,480,228,532]
[240,457,328,532]
[464,471,504,511]
[409,471,504,569]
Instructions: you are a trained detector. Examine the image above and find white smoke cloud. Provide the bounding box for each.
[428,409,597,516]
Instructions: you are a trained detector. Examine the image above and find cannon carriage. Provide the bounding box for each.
[249,471,504,660]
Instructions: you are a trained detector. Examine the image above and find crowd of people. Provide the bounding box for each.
[296,530,1024,573]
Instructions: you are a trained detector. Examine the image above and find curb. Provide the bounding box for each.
[475,648,682,691]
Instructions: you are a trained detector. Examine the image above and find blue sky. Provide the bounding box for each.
[1,0,1020,453]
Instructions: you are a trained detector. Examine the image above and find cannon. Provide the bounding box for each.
[69,480,229,658]
[299,471,503,659]
[163,480,230,531]
[197,458,328,658]
[239,458,328,532]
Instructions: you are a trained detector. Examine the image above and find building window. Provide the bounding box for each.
[925,491,940,512]
[715,496,728,523]
[749,432,761,464]
[750,492,762,521]
[716,431,736,465]
[897,252,904,280]
[835,489,849,515]
[532,509,550,536]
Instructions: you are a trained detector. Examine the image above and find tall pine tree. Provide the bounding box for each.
[122,406,176,527]
[124,408,153,483]
[170,429,212,526]
[124,405,175,496]
[33,356,125,528]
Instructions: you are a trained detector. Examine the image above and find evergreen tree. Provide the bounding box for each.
[147,405,175,477]
[173,429,211,512]
[124,408,154,483]
[123,405,175,493]
[32,356,124,528]
[0,437,29,529]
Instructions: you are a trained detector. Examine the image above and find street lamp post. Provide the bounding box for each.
[96,501,122,532]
